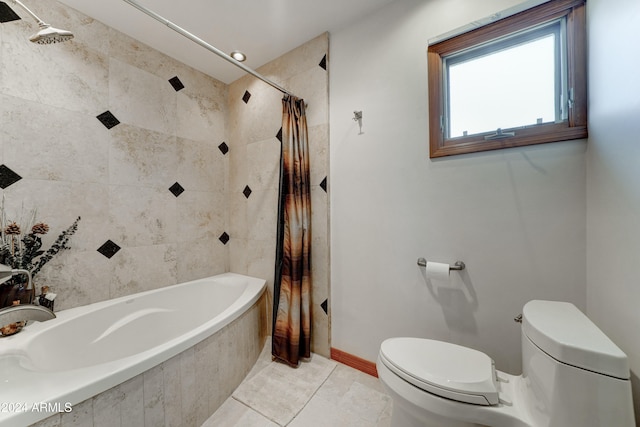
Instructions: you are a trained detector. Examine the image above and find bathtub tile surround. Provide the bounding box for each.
[0,0,229,311]
[228,33,330,357]
[204,340,392,427]
[28,291,267,427]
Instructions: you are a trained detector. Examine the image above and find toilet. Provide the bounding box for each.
[377,300,636,427]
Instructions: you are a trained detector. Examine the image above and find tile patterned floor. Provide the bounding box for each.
[202,342,392,427]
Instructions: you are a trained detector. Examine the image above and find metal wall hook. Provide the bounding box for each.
[353,110,364,135]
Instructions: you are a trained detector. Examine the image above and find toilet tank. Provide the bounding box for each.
[521,300,635,427]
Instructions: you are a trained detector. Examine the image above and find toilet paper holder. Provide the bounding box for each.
[417,258,466,271]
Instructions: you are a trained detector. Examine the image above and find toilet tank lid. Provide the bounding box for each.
[522,300,629,379]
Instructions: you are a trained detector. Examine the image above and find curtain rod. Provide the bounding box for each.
[121,0,296,98]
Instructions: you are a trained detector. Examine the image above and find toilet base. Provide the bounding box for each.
[390,400,487,427]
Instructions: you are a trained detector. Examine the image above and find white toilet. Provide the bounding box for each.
[377,300,636,427]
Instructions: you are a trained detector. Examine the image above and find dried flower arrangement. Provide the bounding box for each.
[0,198,80,334]
[0,198,81,279]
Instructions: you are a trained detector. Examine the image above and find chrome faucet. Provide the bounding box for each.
[0,304,55,325]
[0,304,55,335]
[0,263,54,335]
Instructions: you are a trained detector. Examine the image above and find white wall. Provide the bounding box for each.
[587,0,640,419]
[330,0,587,374]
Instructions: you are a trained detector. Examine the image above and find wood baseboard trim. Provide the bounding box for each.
[330,347,378,377]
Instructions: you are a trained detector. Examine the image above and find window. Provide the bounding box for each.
[428,0,586,158]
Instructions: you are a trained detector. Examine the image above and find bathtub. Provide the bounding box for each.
[0,272,266,427]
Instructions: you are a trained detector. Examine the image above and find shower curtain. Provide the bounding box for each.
[272,95,312,367]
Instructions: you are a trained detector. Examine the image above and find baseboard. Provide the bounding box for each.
[330,347,378,377]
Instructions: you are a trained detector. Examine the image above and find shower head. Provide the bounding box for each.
[29,22,73,44]
[9,0,73,44]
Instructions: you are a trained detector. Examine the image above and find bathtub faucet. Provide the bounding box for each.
[0,304,56,325]
[0,304,55,335]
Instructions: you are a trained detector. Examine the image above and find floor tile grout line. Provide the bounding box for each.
[229,395,284,426]
[215,351,342,427]
[284,361,338,426]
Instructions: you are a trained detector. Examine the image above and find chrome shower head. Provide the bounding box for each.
[9,0,73,44]
[29,22,74,44]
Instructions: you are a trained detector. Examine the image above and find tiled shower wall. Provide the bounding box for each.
[0,0,229,310]
[228,33,330,357]
[1,1,330,355]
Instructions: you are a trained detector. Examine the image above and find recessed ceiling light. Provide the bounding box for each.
[230,51,246,62]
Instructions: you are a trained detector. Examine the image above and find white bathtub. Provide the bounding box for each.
[0,272,266,427]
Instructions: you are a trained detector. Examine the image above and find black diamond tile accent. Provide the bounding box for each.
[321,299,328,314]
[97,240,121,259]
[276,127,283,143]
[0,164,22,189]
[218,142,229,155]
[168,76,184,91]
[242,90,251,104]
[320,177,327,193]
[219,232,230,245]
[319,54,327,70]
[243,185,252,199]
[169,182,185,197]
[96,111,120,129]
[0,2,21,23]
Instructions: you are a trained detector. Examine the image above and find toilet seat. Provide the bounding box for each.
[379,337,499,406]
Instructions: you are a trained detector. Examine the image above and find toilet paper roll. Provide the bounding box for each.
[425,261,450,281]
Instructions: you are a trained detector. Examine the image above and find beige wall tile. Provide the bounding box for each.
[176,137,226,193]
[2,97,109,184]
[143,365,165,427]
[120,375,145,427]
[109,58,177,135]
[163,355,183,427]
[110,244,177,297]
[93,385,124,427]
[109,125,178,188]
[60,399,92,427]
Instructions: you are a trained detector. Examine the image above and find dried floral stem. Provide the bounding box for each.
[31,216,81,277]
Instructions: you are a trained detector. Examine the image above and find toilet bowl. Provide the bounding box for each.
[377,300,636,427]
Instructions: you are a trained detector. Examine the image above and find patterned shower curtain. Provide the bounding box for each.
[272,95,312,366]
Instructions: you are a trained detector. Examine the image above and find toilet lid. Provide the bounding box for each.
[379,337,499,406]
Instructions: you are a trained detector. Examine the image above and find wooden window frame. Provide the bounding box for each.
[428,0,587,158]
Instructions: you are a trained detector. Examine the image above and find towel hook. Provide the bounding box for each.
[353,110,363,135]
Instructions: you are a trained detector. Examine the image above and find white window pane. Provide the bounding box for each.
[448,34,556,138]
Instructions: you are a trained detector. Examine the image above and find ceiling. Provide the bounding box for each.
[57,0,396,84]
